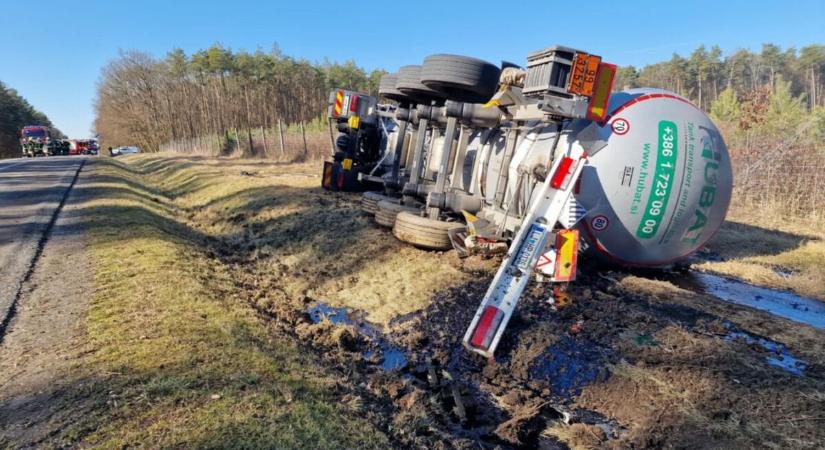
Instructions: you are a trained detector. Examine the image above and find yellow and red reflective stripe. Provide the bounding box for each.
[333,90,344,117]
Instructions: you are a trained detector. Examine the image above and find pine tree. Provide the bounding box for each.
[710,88,742,125]
[766,76,806,132]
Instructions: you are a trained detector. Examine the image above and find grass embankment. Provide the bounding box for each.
[72,153,825,448]
[128,154,470,325]
[73,157,389,448]
[699,205,825,300]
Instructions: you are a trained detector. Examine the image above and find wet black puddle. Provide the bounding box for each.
[529,335,611,397]
[643,271,812,376]
[722,323,808,376]
[307,302,408,371]
[669,272,825,329]
[310,301,626,447]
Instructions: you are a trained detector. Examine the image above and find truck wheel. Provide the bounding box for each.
[375,201,421,228]
[361,192,399,215]
[379,73,412,103]
[393,211,464,250]
[396,65,445,104]
[420,54,501,104]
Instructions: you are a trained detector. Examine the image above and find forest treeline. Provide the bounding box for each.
[0,81,63,159]
[95,42,825,152]
[94,45,385,154]
[615,43,825,111]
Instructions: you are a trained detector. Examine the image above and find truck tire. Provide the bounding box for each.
[379,73,411,103]
[361,192,399,215]
[393,211,464,250]
[420,54,501,104]
[396,65,445,104]
[375,201,421,228]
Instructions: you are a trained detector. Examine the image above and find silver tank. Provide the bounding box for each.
[575,88,732,266]
[471,88,733,267]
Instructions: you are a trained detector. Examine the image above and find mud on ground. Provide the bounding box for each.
[122,155,825,449]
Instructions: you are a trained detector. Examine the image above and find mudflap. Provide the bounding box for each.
[321,161,381,192]
[322,161,335,190]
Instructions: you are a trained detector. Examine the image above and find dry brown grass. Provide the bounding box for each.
[59,157,390,448]
[160,129,332,162]
[91,153,825,450]
[120,153,470,325]
[697,204,825,300]
[543,423,606,450]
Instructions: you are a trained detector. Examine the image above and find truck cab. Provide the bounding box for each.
[20,126,51,157]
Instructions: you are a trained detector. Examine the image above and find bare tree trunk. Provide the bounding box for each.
[300,121,308,160]
[278,120,285,157]
[261,126,269,158]
[247,128,254,157]
[811,67,817,109]
[328,119,336,156]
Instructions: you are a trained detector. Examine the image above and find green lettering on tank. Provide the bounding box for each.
[682,138,720,245]
[636,121,677,239]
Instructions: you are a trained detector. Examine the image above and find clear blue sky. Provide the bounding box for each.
[1,0,823,138]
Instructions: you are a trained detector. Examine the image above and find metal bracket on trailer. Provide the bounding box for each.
[462,137,587,358]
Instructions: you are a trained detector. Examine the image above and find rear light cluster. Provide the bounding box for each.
[550,156,576,189]
[330,89,361,119]
[469,305,504,351]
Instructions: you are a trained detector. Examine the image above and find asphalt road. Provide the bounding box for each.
[0,157,87,336]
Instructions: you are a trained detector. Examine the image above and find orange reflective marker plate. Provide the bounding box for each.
[568,53,602,97]
[587,63,617,124]
[552,229,579,282]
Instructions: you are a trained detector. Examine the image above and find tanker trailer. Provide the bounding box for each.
[460,46,733,357]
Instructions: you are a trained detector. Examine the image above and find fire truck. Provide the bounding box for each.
[20,126,70,157]
[70,139,98,155]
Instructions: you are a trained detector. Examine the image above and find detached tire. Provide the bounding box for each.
[375,201,421,228]
[393,212,464,250]
[420,54,501,104]
[361,192,399,215]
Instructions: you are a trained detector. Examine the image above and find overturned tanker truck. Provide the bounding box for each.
[321,45,733,358]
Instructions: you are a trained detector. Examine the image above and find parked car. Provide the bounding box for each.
[113,146,141,156]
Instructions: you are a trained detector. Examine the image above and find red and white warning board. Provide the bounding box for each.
[463,145,588,358]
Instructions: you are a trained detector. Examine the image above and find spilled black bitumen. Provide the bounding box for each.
[307,302,408,371]
[528,335,610,397]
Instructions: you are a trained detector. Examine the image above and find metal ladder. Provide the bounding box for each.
[462,126,587,358]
